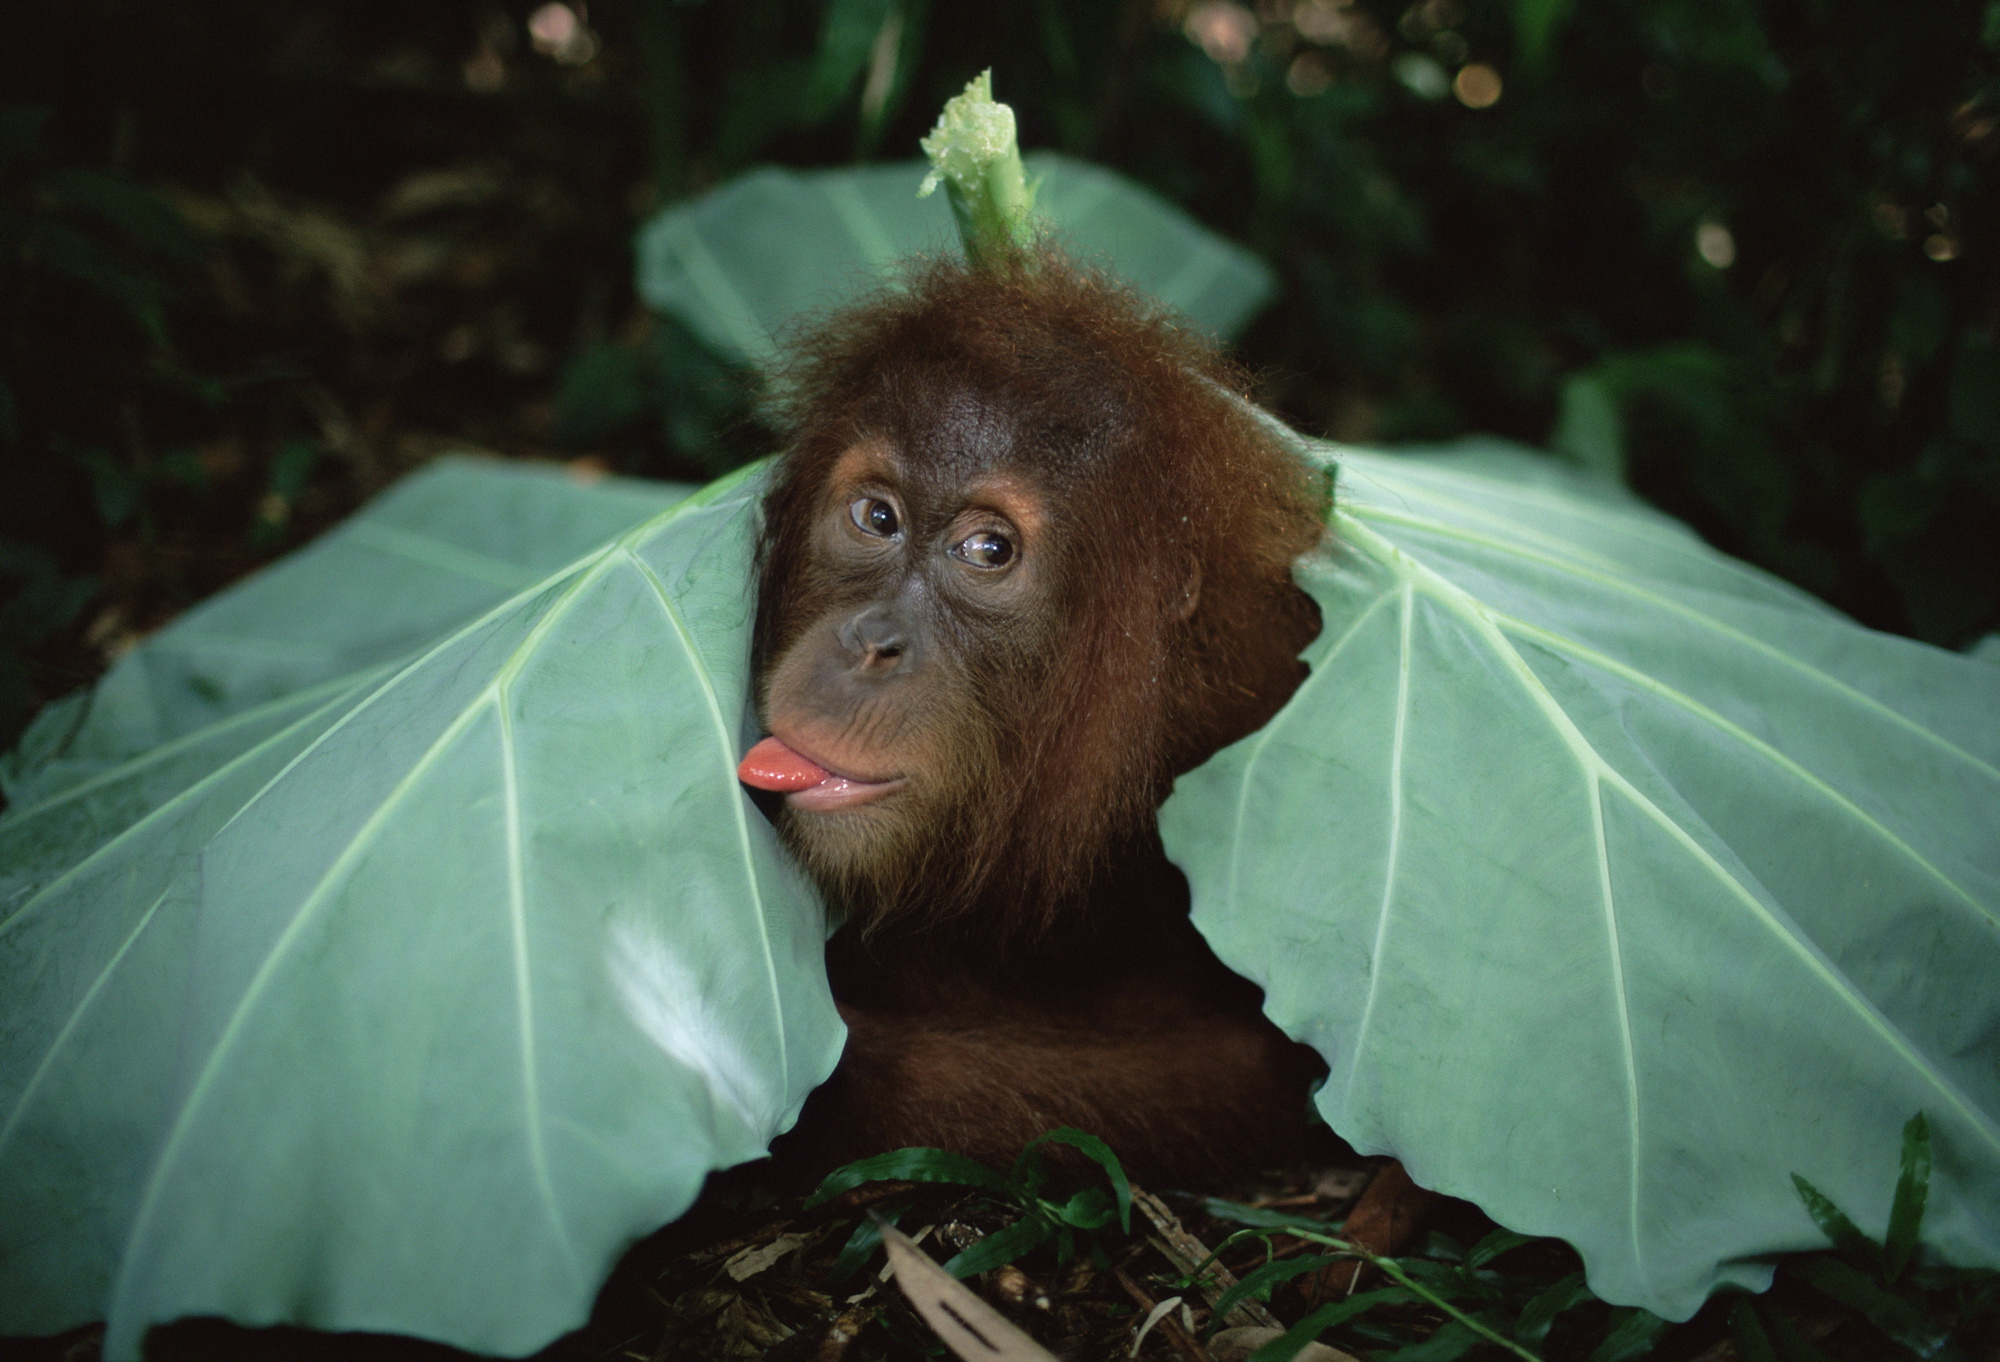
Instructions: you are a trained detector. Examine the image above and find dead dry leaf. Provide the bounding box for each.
[876,1218,1057,1362]
[1311,1162,1435,1301]
[1129,1295,1184,1357]
[710,1294,793,1357]
[1311,1168,1370,1201]
[1208,1327,1360,1362]
[723,1232,810,1282]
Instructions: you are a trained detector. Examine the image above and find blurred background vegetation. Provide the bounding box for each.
[2,0,1995,756]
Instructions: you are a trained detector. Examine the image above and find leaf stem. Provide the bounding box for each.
[917,70,1039,266]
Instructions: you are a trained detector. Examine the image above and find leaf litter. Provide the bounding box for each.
[15,1116,1998,1362]
[539,1121,1992,1362]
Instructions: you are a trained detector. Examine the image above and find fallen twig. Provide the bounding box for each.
[1129,1186,1282,1331]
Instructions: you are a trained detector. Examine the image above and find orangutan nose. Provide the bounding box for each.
[837,605,919,675]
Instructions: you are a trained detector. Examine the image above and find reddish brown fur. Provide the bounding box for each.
[753,249,1331,1179]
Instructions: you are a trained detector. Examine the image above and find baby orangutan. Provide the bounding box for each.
[740,250,1330,1181]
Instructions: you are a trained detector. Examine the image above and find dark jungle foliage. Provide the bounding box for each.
[1,0,1994,759]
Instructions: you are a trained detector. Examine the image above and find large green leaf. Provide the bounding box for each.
[634,152,1275,365]
[4,440,1995,1350]
[0,464,840,1357]
[0,456,691,811]
[1163,437,2000,1320]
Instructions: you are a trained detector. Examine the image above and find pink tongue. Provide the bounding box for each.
[738,736,832,791]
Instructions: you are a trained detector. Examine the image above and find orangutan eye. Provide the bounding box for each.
[849,497,900,538]
[951,531,1015,569]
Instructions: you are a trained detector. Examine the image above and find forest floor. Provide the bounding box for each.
[6,1150,1902,1362]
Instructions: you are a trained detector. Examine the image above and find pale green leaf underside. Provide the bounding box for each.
[0,456,695,810]
[634,153,1275,364]
[3,435,1994,1354]
[0,465,841,1358]
[1163,438,2000,1320]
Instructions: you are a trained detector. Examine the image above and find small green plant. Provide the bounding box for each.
[1725,1112,1999,1362]
[806,1126,1133,1280]
[1184,1203,1609,1362]
[742,1121,2000,1362]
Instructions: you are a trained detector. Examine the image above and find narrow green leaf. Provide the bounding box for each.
[1180,1225,1282,1293]
[1385,1320,1484,1362]
[1391,1257,1485,1302]
[1906,1264,2000,1290]
[806,1146,1012,1208]
[1245,1288,1414,1362]
[827,1196,912,1286]
[1206,1255,1347,1325]
[1202,1197,1336,1233]
[1512,1271,1592,1347]
[1017,1127,1130,1232]
[1788,1255,1946,1355]
[802,0,892,116]
[1009,1146,1051,1202]
[1052,1185,1113,1231]
[854,0,924,157]
[1791,1174,1885,1273]
[1584,1307,1670,1362]
[942,1215,1052,1279]
[1360,1256,1544,1362]
[1467,1228,1540,1269]
[1729,1297,1777,1362]
[1885,1112,1931,1283]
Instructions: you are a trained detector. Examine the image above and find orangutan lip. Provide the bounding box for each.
[738,732,906,811]
[786,773,909,811]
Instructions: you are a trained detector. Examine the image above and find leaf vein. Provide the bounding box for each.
[1589,769,1648,1283]
[0,888,172,1162]
[1225,576,1398,924]
[1341,582,1413,1112]
[1499,615,1996,929]
[492,680,579,1277]
[1338,514,2000,1160]
[622,546,791,1106]
[1344,506,1997,785]
[105,549,620,1325]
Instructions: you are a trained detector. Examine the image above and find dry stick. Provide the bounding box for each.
[1114,1266,1213,1362]
[1129,1186,1283,1331]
